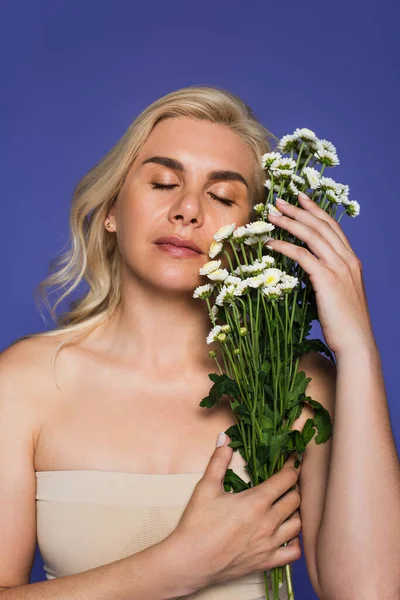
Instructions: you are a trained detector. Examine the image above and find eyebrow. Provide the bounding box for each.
[140,155,249,189]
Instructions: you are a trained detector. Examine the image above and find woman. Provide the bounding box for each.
[0,85,399,599]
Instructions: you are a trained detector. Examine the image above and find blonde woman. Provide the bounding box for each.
[0,86,399,600]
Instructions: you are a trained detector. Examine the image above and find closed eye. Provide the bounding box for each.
[151,183,235,207]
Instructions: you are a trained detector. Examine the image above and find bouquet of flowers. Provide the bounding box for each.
[193,127,360,599]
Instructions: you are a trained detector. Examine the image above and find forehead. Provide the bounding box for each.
[134,117,254,178]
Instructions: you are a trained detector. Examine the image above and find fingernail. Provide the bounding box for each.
[276,197,288,205]
[268,204,283,217]
[216,432,226,447]
[298,192,310,201]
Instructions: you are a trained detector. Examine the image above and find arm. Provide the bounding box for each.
[0,340,196,600]
[316,342,400,599]
[0,535,194,600]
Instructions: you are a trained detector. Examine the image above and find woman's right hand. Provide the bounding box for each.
[167,433,302,592]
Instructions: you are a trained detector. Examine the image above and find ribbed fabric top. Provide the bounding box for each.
[35,467,288,599]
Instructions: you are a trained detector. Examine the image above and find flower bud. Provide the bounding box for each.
[208,350,218,359]
[216,333,227,343]
[221,324,231,333]
[233,348,240,355]
[240,327,248,336]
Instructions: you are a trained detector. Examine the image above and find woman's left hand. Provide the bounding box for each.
[266,192,376,356]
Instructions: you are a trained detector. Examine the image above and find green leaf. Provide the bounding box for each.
[296,339,336,364]
[223,468,252,493]
[255,443,270,469]
[301,417,316,445]
[224,424,241,441]
[269,431,291,469]
[261,416,275,429]
[307,398,333,443]
[228,440,244,448]
[199,373,240,409]
[287,370,312,408]
[293,430,306,454]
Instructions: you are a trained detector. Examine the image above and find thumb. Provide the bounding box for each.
[202,432,233,489]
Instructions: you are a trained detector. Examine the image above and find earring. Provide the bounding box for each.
[106,221,113,228]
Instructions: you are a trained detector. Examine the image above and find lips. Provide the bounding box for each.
[154,236,203,254]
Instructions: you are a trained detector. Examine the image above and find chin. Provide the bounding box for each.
[148,268,202,293]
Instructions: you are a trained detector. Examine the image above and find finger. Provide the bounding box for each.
[264,236,324,277]
[272,537,302,567]
[274,510,302,547]
[268,205,352,266]
[201,433,233,493]
[297,192,355,251]
[243,453,301,504]
[270,489,301,528]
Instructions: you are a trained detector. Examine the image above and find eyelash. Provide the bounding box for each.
[151,183,235,207]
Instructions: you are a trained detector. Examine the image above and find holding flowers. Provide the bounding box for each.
[193,127,372,599]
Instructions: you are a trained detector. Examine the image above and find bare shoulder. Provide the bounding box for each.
[0,334,69,589]
[1,333,61,380]
[0,334,68,434]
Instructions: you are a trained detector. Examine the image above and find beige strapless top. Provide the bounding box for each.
[35,466,288,599]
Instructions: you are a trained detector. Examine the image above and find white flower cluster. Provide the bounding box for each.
[260,127,360,218]
[193,255,299,329]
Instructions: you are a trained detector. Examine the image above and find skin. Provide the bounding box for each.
[100,116,256,378]
[3,116,398,597]
[33,116,273,475]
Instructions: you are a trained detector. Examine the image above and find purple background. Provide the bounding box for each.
[1,1,399,597]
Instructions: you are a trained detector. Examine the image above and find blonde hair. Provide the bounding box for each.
[13,85,278,382]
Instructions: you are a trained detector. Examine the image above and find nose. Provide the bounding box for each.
[168,190,204,226]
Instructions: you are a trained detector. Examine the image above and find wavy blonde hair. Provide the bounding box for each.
[13,84,278,382]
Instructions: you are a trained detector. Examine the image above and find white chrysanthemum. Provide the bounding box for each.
[246,221,275,235]
[246,275,269,288]
[293,127,317,142]
[319,176,337,191]
[270,157,297,179]
[215,284,236,306]
[193,283,215,299]
[213,222,236,242]
[244,235,263,246]
[315,138,338,155]
[302,167,321,190]
[207,268,229,282]
[253,203,266,215]
[210,304,219,318]
[233,280,249,296]
[233,264,246,276]
[314,148,340,167]
[232,226,249,243]
[245,232,275,246]
[261,152,282,169]
[208,240,224,259]
[292,174,306,185]
[206,324,223,344]
[199,259,221,275]
[264,179,281,192]
[261,285,283,300]
[262,268,283,286]
[345,200,360,217]
[325,189,341,204]
[259,254,275,266]
[225,275,242,285]
[277,134,299,153]
[279,274,299,292]
[336,183,350,204]
[289,180,301,195]
[243,255,275,276]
